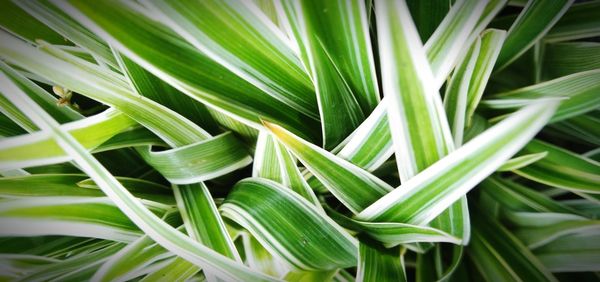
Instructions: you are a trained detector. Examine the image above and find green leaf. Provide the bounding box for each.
[0,174,173,205]
[534,231,600,272]
[61,0,321,141]
[545,0,600,42]
[254,131,321,206]
[542,42,600,80]
[0,197,145,242]
[142,0,317,121]
[0,61,81,127]
[0,0,65,45]
[327,208,461,248]
[406,0,451,42]
[310,0,502,174]
[284,0,379,148]
[375,0,454,181]
[356,102,557,225]
[512,214,600,249]
[0,67,276,281]
[444,35,481,145]
[221,178,358,270]
[495,0,573,71]
[92,235,172,282]
[242,233,288,278]
[464,30,506,127]
[173,183,240,260]
[481,177,580,215]
[549,113,600,146]
[140,257,199,282]
[114,51,220,135]
[484,70,600,122]
[253,132,283,183]
[0,109,136,171]
[15,0,118,67]
[264,121,392,214]
[356,242,406,282]
[514,139,600,194]
[425,0,488,85]
[137,132,252,184]
[16,242,125,282]
[497,151,547,172]
[0,32,209,147]
[468,211,557,282]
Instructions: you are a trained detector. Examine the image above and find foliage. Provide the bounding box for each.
[0,0,598,281]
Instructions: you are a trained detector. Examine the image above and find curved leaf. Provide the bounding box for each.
[221,178,358,270]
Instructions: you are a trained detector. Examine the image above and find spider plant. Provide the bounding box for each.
[0,0,598,281]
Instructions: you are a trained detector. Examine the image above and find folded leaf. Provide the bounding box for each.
[137,132,252,184]
[221,178,358,270]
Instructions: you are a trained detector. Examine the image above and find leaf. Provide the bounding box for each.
[374,0,454,182]
[549,113,600,146]
[60,0,321,141]
[483,70,600,122]
[0,67,276,281]
[140,257,199,282]
[464,29,506,127]
[15,0,118,67]
[273,140,321,206]
[0,32,209,147]
[327,208,461,248]
[512,214,600,249]
[92,235,172,282]
[16,242,125,282]
[406,0,451,42]
[356,242,406,282]
[0,109,136,171]
[142,0,317,121]
[242,233,288,278]
[312,0,501,173]
[375,0,480,241]
[253,132,283,182]
[495,0,573,71]
[514,139,600,194]
[0,0,65,45]
[542,42,600,80]
[221,178,358,270]
[173,183,240,260]
[137,132,252,184]
[0,197,144,242]
[283,0,379,148]
[114,51,221,135]
[480,177,580,215]
[545,0,600,42]
[534,231,600,272]
[264,121,392,214]
[497,151,547,172]
[254,131,320,206]
[356,102,557,225]
[468,211,557,282]
[444,36,480,145]
[425,0,488,85]
[0,174,173,204]
[0,61,81,127]
[335,103,393,171]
